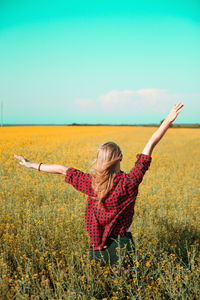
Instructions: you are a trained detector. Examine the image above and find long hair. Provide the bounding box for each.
[91,141,123,207]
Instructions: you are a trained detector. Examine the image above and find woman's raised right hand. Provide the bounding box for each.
[166,102,184,123]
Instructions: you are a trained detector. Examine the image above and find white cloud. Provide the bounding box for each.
[70,88,180,115]
[65,89,200,123]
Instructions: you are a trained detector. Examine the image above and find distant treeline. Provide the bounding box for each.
[1,123,200,128]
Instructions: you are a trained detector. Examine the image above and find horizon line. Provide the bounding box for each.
[1,123,200,128]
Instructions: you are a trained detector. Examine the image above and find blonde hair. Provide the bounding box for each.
[91,141,123,207]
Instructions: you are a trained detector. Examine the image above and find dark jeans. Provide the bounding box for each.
[89,232,135,267]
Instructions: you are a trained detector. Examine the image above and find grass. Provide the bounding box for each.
[0,126,199,299]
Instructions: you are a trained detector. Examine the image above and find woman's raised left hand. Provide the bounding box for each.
[14,154,32,168]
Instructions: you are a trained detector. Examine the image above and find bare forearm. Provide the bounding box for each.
[30,162,68,175]
[142,118,171,156]
[142,102,184,156]
[14,154,68,175]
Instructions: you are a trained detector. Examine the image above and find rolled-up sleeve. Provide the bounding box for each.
[127,153,152,186]
[65,167,94,196]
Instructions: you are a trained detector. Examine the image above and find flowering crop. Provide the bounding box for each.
[0,126,199,299]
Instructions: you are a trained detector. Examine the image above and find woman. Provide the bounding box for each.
[14,102,184,266]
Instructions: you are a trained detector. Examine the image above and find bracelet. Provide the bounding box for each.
[38,163,43,171]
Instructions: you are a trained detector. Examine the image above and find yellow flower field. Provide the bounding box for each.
[0,126,199,299]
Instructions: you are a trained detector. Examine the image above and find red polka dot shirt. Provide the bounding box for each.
[65,153,152,250]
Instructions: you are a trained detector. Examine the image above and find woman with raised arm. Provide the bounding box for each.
[14,102,184,267]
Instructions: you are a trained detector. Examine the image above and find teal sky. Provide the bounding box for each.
[0,0,199,124]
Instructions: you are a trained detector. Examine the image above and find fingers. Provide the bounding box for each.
[176,103,184,111]
[174,102,184,111]
[14,154,24,161]
[177,108,183,115]
[177,101,183,107]
[14,154,21,160]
